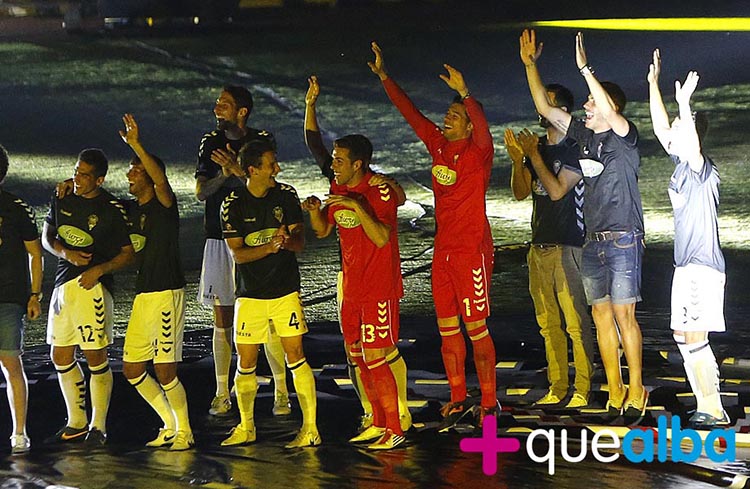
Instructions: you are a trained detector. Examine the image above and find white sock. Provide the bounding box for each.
[234,366,258,430]
[163,377,191,433]
[264,330,288,399]
[678,340,724,417]
[56,361,87,429]
[213,327,232,397]
[128,372,175,431]
[89,360,113,432]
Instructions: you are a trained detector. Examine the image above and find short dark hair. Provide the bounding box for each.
[0,144,8,183]
[238,139,275,173]
[132,153,166,179]
[450,95,483,122]
[224,85,253,115]
[78,148,108,178]
[694,111,709,145]
[545,83,574,112]
[600,82,627,113]
[333,135,373,168]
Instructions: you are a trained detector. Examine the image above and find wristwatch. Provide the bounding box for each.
[30,292,43,301]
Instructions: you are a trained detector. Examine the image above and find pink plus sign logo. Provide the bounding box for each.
[459,416,521,475]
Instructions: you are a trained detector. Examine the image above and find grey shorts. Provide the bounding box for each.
[0,303,24,356]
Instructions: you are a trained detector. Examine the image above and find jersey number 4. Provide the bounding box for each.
[289,312,300,329]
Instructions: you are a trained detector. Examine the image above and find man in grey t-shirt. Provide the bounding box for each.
[519,29,647,422]
[648,49,728,428]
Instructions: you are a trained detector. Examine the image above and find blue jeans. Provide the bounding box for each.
[581,231,644,305]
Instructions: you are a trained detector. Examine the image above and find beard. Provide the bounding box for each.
[216,118,232,131]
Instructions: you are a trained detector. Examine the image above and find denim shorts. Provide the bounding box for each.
[0,302,25,356]
[581,231,644,305]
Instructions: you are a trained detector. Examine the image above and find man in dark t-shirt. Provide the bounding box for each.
[219,139,319,449]
[0,145,43,454]
[519,29,647,421]
[43,148,134,444]
[506,83,594,410]
[118,114,194,451]
[195,85,289,418]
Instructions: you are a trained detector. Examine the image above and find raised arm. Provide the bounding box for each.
[302,195,334,239]
[520,29,572,134]
[505,128,531,200]
[517,129,581,201]
[120,113,174,208]
[575,32,629,136]
[440,63,492,151]
[647,49,671,151]
[304,75,334,180]
[674,71,704,172]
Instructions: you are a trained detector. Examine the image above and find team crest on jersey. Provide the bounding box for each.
[273,206,284,223]
[432,165,457,186]
[139,214,146,230]
[333,209,360,229]
[87,214,99,230]
[225,223,233,231]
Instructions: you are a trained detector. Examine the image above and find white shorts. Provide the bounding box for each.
[197,238,235,307]
[670,263,726,332]
[47,279,114,349]
[234,291,307,345]
[124,289,186,364]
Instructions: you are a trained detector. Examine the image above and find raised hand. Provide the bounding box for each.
[675,71,700,106]
[504,128,525,163]
[368,41,388,80]
[439,64,468,97]
[301,195,322,212]
[519,29,543,66]
[647,49,661,85]
[119,113,140,147]
[306,75,320,106]
[517,128,540,156]
[575,32,588,69]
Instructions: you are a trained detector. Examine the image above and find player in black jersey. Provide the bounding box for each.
[42,148,134,445]
[220,139,319,449]
[195,86,290,417]
[0,145,43,454]
[119,114,194,450]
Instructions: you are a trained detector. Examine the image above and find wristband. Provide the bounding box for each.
[461,92,471,101]
[579,65,595,76]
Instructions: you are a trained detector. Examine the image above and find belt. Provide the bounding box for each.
[586,231,629,242]
[531,243,560,249]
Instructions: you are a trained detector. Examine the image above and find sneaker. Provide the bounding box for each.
[145,428,176,448]
[358,413,374,432]
[349,425,386,443]
[285,430,321,449]
[605,388,628,417]
[399,411,413,432]
[84,428,107,446]
[623,388,649,424]
[688,410,731,429]
[273,393,292,416]
[534,391,563,406]
[221,424,256,447]
[367,429,405,450]
[565,393,589,409]
[474,405,499,429]
[209,394,232,416]
[170,431,195,451]
[10,434,30,455]
[437,399,475,432]
[47,425,88,444]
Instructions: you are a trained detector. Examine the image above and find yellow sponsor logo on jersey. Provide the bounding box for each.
[58,225,94,247]
[129,233,147,253]
[432,165,457,186]
[244,228,277,247]
[333,209,360,229]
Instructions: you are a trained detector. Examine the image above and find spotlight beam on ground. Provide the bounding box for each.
[530,18,750,31]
